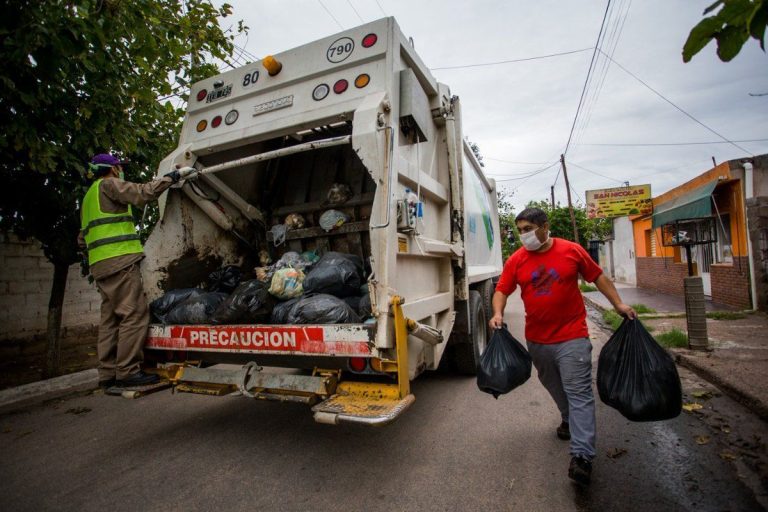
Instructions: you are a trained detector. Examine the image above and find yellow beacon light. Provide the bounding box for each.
[262,55,283,76]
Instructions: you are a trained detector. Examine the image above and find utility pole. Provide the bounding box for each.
[560,154,579,243]
[550,186,555,209]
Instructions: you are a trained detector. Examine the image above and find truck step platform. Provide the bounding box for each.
[312,382,415,426]
[104,380,171,399]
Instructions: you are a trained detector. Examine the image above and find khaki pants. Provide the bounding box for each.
[95,264,149,380]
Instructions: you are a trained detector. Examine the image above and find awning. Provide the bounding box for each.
[651,180,717,228]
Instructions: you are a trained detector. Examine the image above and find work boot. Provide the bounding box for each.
[557,421,570,440]
[568,456,592,486]
[116,371,160,387]
[98,378,116,389]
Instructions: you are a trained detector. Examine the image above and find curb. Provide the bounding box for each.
[672,352,768,422]
[0,369,98,415]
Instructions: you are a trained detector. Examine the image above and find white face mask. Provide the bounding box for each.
[520,229,549,251]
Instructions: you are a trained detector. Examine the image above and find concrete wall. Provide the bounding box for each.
[710,257,752,309]
[611,216,636,285]
[0,233,100,342]
[747,196,768,311]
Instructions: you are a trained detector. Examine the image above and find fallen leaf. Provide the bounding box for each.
[87,352,96,356]
[607,447,628,459]
[683,402,704,412]
[691,390,714,400]
[695,435,711,445]
[719,451,737,461]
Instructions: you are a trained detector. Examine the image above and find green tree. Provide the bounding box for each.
[0,0,245,376]
[497,191,519,259]
[683,0,767,62]
[524,201,612,250]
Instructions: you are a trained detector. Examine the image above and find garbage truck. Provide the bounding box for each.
[141,17,503,425]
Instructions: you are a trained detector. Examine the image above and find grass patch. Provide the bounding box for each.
[706,311,746,320]
[631,303,656,314]
[579,283,598,293]
[654,328,688,348]
[602,309,654,332]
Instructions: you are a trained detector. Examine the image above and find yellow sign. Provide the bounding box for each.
[586,184,652,219]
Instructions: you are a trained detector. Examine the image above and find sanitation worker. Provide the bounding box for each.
[78,153,191,389]
[489,207,636,486]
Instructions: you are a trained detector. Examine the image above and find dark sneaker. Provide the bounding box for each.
[116,371,160,387]
[557,421,571,440]
[568,456,592,486]
[98,378,116,389]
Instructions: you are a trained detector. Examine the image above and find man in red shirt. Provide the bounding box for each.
[489,207,636,486]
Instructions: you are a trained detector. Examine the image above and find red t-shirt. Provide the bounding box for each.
[495,238,603,344]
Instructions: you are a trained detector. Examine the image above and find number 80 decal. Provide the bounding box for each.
[242,70,260,88]
[326,37,354,63]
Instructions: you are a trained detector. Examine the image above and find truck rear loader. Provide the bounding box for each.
[141,17,503,425]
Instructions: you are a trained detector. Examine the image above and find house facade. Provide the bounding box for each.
[631,155,768,310]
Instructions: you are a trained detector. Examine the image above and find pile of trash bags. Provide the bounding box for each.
[150,251,372,325]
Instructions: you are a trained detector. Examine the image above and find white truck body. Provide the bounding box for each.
[141,18,502,424]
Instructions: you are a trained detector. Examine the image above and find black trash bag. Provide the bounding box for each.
[358,293,372,318]
[270,298,301,324]
[597,318,682,421]
[477,326,532,399]
[287,294,361,324]
[303,252,363,297]
[150,288,205,323]
[207,265,242,293]
[343,295,362,312]
[211,280,274,324]
[164,292,228,325]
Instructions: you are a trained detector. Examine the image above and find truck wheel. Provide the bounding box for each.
[453,290,487,375]
[477,278,495,320]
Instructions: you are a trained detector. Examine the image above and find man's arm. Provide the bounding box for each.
[594,274,637,319]
[489,291,508,329]
[102,177,174,208]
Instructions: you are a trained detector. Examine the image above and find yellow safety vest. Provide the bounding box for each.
[81,179,143,266]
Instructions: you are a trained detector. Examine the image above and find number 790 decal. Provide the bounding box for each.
[326,37,355,63]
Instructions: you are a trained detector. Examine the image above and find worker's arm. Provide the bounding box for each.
[489,291,508,329]
[594,273,637,319]
[102,176,174,209]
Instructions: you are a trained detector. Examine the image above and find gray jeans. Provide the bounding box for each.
[527,338,596,460]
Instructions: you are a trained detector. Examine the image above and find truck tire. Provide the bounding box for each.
[453,290,487,375]
[477,278,495,320]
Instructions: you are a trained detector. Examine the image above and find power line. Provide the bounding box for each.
[579,138,768,147]
[346,0,365,23]
[563,0,613,157]
[429,47,594,71]
[496,162,560,184]
[485,158,552,165]
[318,0,344,30]
[374,0,387,16]
[568,162,625,184]
[598,48,755,156]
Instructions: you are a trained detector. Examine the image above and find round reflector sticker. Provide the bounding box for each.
[224,110,239,125]
[312,83,330,101]
[326,37,354,63]
[196,89,207,102]
[362,33,377,48]
[333,79,349,94]
[211,115,222,128]
[354,74,370,88]
[196,119,207,132]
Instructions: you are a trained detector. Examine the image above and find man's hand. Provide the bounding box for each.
[489,313,504,330]
[164,167,198,184]
[615,303,637,319]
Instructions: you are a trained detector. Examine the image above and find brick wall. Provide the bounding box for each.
[636,257,689,296]
[711,257,751,309]
[0,233,100,342]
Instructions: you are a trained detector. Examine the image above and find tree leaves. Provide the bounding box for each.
[683,0,766,62]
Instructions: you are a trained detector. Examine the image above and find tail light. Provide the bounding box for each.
[348,357,367,373]
[196,120,207,132]
[354,74,370,88]
[362,33,378,48]
[196,89,207,102]
[211,115,222,128]
[333,79,349,94]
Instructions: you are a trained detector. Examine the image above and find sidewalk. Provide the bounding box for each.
[584,283,768,421]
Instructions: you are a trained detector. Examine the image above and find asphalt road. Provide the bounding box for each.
[1,292,765,512]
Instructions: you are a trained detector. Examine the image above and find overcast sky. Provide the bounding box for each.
[215,0,768,210]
